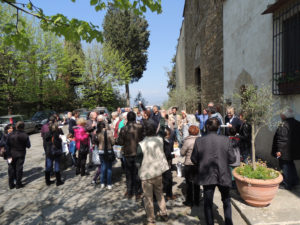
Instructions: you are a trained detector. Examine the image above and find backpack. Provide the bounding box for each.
[50,136,63,157]
[103,130,115,162]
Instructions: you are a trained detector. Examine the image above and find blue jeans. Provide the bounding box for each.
[46,157,60,172]
[100,159,112,185]
[279,159,299,189]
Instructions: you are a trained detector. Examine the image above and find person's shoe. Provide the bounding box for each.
[55,172,64,186]
[16,184,24,189]
[107,185,112,190]
[9,184,16,189]
[183,200,193,207]
[135,194,143,201]
[100,184,105,189]
[194,201,200,207]
[91,180,96,185]
[124,192,133,199]
[45,171,55,186]
[158,214,169,222]
[166,195,177,201]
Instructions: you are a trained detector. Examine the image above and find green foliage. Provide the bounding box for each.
[80,42,131,109]
[236,163,279,180]
[164,85,200,113]
[0,0,161,50]
[0,6,85,115]
[233,84,281,170]
[103,7,150,83]
[103,6,150,105]
[167,55,176,96]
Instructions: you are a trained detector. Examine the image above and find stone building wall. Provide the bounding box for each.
[175,21,186,90]
[183,0,224,111]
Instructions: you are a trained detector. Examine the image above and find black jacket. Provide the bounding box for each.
[191,132,235,187]
[44,129,64,158]
[117,122,144,157]
[238,122,252,155]
[0,133,11,159]
[272,118,300,160]
[225,116,241,135]
[6,130,31,158]
[68,118,77,135]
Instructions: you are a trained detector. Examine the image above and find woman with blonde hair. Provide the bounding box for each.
[74,118,90,176]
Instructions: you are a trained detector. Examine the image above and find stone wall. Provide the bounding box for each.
[176,21,186,90]
[183,0,224,111]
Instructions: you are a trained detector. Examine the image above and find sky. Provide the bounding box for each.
[30,0,185,106]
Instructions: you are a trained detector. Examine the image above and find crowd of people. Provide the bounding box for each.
[0,101,299,225]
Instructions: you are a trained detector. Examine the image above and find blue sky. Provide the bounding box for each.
[31,0,185,106]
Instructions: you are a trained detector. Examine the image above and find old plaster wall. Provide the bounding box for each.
[223,0,300,172]
[176,21,186,90]
[183,0,224,110]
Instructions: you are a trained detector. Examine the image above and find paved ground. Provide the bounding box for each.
[231,184,300,225]
[0,127,247,225]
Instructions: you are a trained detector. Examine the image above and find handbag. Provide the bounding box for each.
[103,130,116,162]
[92,147,101,165]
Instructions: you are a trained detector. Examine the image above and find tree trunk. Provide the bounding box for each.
[7,93,13,115]
[125,83,130,107]
[251,123,256,170]
[37,76,43,111]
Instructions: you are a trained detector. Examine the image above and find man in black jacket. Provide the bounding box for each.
[191,118,235,225]
[6,121,31,189]
[272,108,300,190]
[68,110,79,135]
[117,111,144,200]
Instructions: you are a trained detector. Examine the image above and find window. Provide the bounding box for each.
[272,0,300,95]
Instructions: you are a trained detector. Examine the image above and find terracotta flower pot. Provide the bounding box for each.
[232,167,283,207]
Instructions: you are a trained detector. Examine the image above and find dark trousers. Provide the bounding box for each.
[279,159,300,189]
[124,156,141,195]
[203,185,233,225]
[162,169,173,197]
[184,165,200,204]
[76,152,88,175]
[8,157,25,187]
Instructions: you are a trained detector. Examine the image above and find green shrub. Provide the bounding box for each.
[236,164,279,180]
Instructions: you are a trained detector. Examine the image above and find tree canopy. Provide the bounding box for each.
[0,0,161,50]
[0,5,129,115]
[103,6,150,106]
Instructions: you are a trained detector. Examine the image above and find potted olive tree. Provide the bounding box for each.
[232,84,283,207]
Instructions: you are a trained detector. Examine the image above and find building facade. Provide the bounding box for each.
[176,0,224,112]
[176,0,300,172]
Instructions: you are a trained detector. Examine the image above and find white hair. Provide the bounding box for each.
[111,111,118,117]
[281,108,294,119]
[97,115,104,121]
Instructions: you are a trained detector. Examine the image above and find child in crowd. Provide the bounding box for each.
[67,133,76,167]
